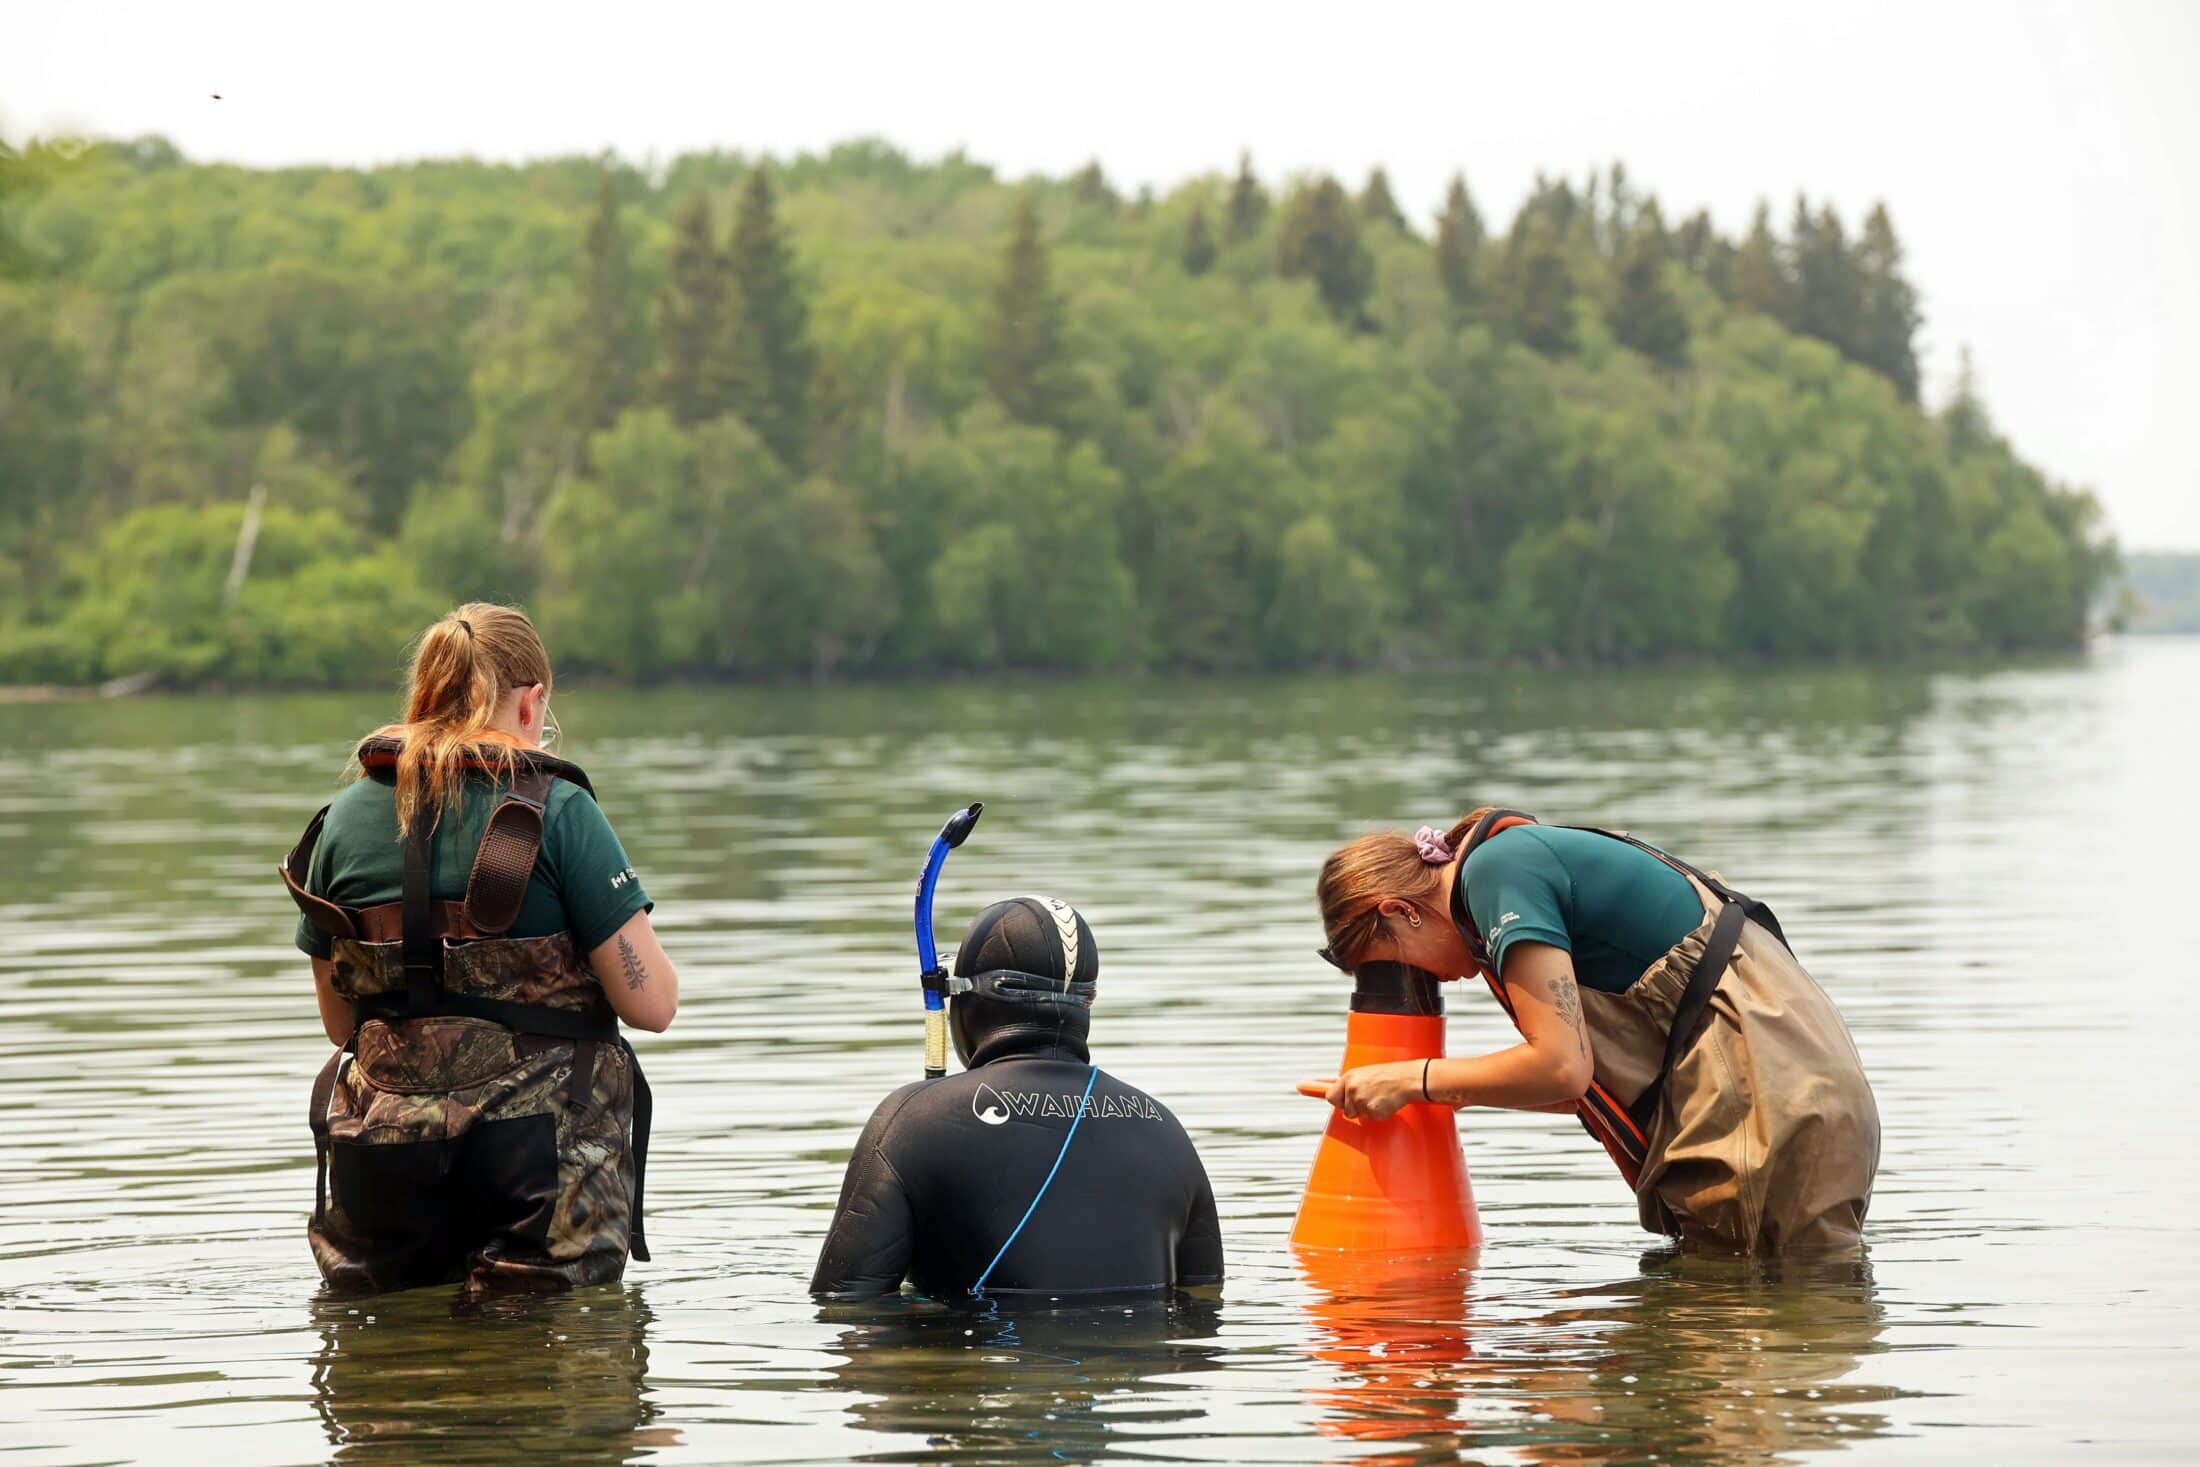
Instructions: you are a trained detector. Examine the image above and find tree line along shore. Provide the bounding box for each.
[0,137,2114,687]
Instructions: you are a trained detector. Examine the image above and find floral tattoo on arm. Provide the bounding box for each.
[1544,973,1591,1061]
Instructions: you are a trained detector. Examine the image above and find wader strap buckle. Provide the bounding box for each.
[1626,899,1748,1133]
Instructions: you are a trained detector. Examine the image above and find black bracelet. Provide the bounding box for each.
[1421,1057,1433,1104]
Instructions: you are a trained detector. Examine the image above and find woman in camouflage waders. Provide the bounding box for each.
[1316,808,1878,1253]
[283,604,678,1293]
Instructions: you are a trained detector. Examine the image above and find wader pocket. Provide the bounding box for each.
[329,1111,560,1259]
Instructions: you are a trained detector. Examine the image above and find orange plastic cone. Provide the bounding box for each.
[1290,962,1483,1253]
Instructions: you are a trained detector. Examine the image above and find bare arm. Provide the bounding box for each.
[311,958,349,1046]
[587,909,679,1033]
[1317,942,1594,1122]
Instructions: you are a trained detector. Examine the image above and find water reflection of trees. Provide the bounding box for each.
[821,1296,1228,1466]
[1299,1248,1901,1465]
[310,1285,673,1464]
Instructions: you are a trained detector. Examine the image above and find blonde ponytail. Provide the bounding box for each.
[362,603,553,835]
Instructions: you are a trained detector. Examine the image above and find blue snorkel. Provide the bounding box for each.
[916,803,984,1077]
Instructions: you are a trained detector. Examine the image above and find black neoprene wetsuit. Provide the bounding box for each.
[809,1033,1224,1300]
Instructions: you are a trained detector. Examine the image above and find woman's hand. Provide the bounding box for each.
[1319,1060,1429,1123]
[1298,942,1597,1118]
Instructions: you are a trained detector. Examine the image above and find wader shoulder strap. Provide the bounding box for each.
[401,821,438,1011]
[1538,826,1771,1137]
[463,768,552,936]
[280,806,358,939]
[1564,824,1792,954]
[1449,808,1540,970]
[1624,899,1748,1133]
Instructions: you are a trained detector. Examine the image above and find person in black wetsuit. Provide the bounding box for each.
[810,896,1224,1301]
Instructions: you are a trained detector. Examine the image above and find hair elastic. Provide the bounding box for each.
[1413,826,1454,865]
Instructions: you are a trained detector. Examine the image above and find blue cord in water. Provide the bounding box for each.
[971,1065,1099,1298]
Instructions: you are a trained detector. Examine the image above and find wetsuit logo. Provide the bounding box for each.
[969,1084,1162,1125]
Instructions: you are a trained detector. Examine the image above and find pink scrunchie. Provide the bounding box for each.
[1413,825,1455,865]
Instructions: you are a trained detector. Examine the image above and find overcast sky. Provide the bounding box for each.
[8,0,2196,548]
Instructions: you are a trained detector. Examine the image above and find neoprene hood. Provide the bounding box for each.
[948,895,1098,1068]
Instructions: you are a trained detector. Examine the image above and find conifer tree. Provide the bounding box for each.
[1432,172,1484,313]
[1523,174,1582,245]
[1790,200,1864,358]
[1226,152,1267,243]
[1730,201,1787,318]
[1501,210,1577,355]
[1942,347,1994,460]
[1276,176,1375,328]
[1610,201,1689,367]
[1857,202,1922,401]
[1180,203,1217,276]
[577,170,644,432]
[721,166,814,468]
[1072,160,1118,214]
[1672,208,1715,275]
[1359,167,1410,235]
[985,190,1073,428]
[659,193,726,425]
[1600,161,1635,256]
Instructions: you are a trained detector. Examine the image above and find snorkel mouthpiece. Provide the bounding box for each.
[940,803,982,849]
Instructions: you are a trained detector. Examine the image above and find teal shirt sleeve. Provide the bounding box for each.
[539,786,653,953]
[1463,831,1573,976]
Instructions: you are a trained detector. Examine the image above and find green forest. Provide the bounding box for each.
[0,135,2115,687]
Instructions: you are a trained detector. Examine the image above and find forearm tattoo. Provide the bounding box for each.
[617,935,647,991]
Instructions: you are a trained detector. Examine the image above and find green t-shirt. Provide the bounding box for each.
[1461,825,1704,993]
[294,770,651,960]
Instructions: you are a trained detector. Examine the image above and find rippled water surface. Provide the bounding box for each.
[4,641,2196,1464]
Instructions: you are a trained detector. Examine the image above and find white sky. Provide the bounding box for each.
[7,0,2197,549]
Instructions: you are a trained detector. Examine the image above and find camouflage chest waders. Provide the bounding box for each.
[1455,811,1879,1253]
[283,739,653,1294]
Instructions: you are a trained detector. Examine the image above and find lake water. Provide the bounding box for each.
[3,639,2196,1464]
